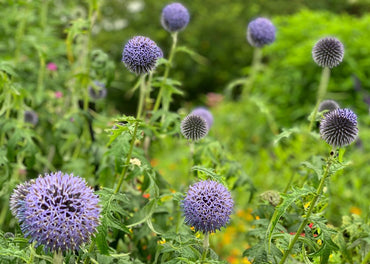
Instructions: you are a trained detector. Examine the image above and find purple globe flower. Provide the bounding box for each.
[24,110,38,126]
[11,172,101,252]
[312,37,344,68]
[182,180,233,233]
[191,107,214,130]
[247,17,276,48]
[161,3,190,32]
[320,108,358,148]
[122,36,163,75]
[88,81,107,100]
[180,114,209,141]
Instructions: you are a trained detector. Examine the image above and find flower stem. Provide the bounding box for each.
[278,153,333,264]
[136,75,147,120]
[153,32,178,113]
[114,121,139,194]
[308,67,331,132]
[242,47,262,99]
[201,233,210,262]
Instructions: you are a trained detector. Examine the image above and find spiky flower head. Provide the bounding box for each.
[318,99,340,114]
[10,171,101,252]
[191,107,214,130]
[161,2,190,32]
[180,114,209,141]
[247,17,276,48]
[182,180,233,233]
[320,108,358,148]
[88,81,107,100]
[24,110,38,126]
[122,36,163,75]
[10,180,35,223]
[312,37,344,68]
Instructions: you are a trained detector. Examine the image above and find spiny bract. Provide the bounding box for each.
[180,114,209,141]
[312,37,344,68]
[320,108,358,148]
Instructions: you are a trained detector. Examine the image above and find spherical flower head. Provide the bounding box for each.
[320,108,358,148]
[122,36,163,75]
[20,172,101,252]
[191,107,214,130]
[88,81,107,100]
[247,17,276,48]
[318,99,340,114]
[10,180,35,223]
[24,110,38,126]
[161,3,190,32]
[180,114,209,141]
[182,180,233,233]
[312,37,344,68]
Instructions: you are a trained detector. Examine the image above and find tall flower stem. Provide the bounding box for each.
[279,154,334,264]
[114,121,139,194]
[201,233,210,262]
[153,32,178,115]
[136,75,147,120]
[242,47,262,99]
[308,67,331,132]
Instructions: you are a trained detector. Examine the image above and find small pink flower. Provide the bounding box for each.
[206,92,224,107]
[55,91,63,98]
[47,62,58,71]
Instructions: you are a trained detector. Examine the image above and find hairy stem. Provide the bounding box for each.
[279,154,333,264]
[308,67,331,132]
[153,31,178,113]
[242,47,262,99]
[136,75,147,120]
[201,233,210,262]
[114,121,139,194]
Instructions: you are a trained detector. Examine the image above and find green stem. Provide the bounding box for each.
[83,241,96,264]
[40,0,48,30]
[362,248,370,264]
[114,121,139,194]
[153,32,178,113]
[201,233,210,262]
[282,173,296,194]
[136,75,147,120]
[308,67,331,132]
[36,50,45,105]
[242,47,262,99]
[279,154,333,264]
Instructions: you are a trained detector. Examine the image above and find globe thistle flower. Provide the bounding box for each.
[180,114,209,141]
[182,180,233,233]
[12,172,101,252]
[191,107,214,130]
[88,81,107,100]
[320,108,358,148]
[318,99,340,114]
[122,36,163,75]
[161,3,190,32]
[247,17,276,48]
[24,110,38,126]
[312,37,344,68]
[10,179,35,223]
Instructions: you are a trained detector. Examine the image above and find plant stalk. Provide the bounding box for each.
[114,121,139,194]
[136,75,147,120]
[153,31,178,113]
[242,47,262,99]
[279,155,333,264]
[308,67,330,132]
[201,232,210,262]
